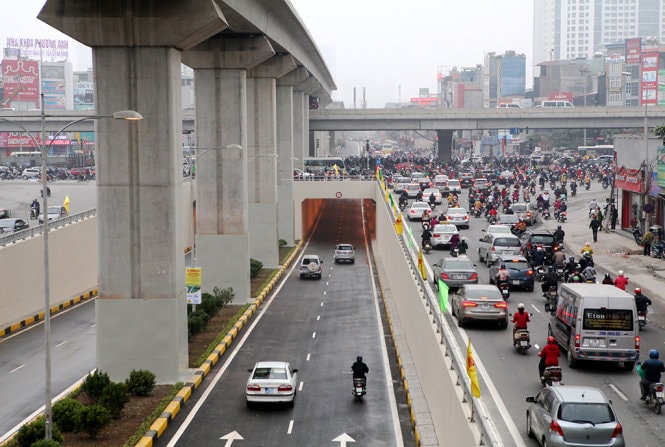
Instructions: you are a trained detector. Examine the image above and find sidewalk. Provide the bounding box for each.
[538,189,664,300]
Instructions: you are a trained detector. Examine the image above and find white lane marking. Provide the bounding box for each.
[362,202,404,447]
[530,303,541,313]
[321,302,324,307]
[316,315,320,321]
[306,353,311,361]
[609,383,629,401]
[56,341,66,348]
[298,382,304,392]
[287,419,294,434]
[323,291,327,296]
[312,332,316,339]
[457,325,527,447]
[9,364,24,373]
[166,245,306,446]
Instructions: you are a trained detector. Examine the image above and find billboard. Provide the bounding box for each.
[1,59,39,106]
[625,38,641,65]
[641,48,658,105]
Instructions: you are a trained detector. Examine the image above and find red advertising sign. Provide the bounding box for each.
[410,96,438,105]
[0,131,41,148]
[626,38,641,65]
[641,48,658,105]
[548,92,573,102]
[615,166,644,193]
[1,60,39,107]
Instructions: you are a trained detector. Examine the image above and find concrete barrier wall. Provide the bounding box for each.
[0,218,98,329]
[373,184,478,445]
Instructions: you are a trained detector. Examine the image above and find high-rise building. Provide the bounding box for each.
[483,51,526,108]
[534,0,665,65]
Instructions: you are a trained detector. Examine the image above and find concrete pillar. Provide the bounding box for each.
[293,90,307,170]
[437,129,454,163]
[247,56,297,267]
[95,47,187,383]
[276,68,309,246]
[182,36,275,302]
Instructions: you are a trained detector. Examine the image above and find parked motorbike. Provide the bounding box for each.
[498,282,510,300]
[556,211,567,223]
[632,227,644,246]
[651,240,665,259]
[512,327,531,355]
[352,377,367,401]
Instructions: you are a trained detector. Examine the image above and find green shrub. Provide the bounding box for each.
[81,370,111,403]
[126,369,156,396]
[250,258,263,278]
[99,381,129,419]
[31,440,62,447]
[188,310,208,340]
[75,404,111,438]
[15,417,63,447]
[52,398,85,432]
[279,239,287,247]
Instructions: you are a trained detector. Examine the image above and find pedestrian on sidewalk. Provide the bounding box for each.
[589,218,601,243]
[610,205,618,231]
[643,228,655,256]
[596,209,603,230]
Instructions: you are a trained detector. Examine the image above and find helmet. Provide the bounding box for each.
[518,303,525,310]
[548,336,555,344]
[618,270,624,276]
[537,246,543,251]
[650,349,659,359]
[635,288,641,295]
[500,264,506,268]
[569,256,575,262]
[557,225,562,230]
[356,356,363,362]
[583,252,591,258]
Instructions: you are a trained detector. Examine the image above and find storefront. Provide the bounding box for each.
[616,166,647,229]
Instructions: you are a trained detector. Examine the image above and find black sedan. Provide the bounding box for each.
[0,218,29,233]
[488,255,534,292]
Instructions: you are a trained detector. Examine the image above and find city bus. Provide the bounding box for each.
[9,151,42,166]
[303,157,346,174]
[576,145,614,157]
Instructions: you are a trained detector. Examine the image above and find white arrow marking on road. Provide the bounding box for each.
[332,433,355,446]
[219,431,243,446]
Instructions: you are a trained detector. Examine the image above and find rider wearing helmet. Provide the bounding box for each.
[538,336,560,379]
[495,263,511,289]
[613,270,629,291]
[351,355,369,379]
[512,303,530,334]
[640,349,665,400]
[553,225,565,245]
[634,288,653,314]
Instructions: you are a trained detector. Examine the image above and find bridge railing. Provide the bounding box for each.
[0,209,97,247]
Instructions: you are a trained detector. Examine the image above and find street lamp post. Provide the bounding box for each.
[0,105,142,440]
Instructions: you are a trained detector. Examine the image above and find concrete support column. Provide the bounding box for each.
[182,36,275,302]
[95,47,187,383]
[436,129,454,163]
[276,85,295,245]
[293,90,307,170]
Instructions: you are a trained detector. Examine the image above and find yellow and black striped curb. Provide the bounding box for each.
[135,242,303,447]
[1,288,98,338]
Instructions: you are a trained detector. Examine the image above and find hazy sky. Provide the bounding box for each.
[4,1,533,108]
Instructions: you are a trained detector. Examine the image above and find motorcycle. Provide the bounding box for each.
[651,240,665,259]
[399,199,408,211]
[473,208,482,218]
[544,286,558,311]
[541,208,550,220]
[30,208,39,220]
[556,210,567,223]
[638,310,648,330]
[450,247,460,257]
[423,239,432,255]
[421,221,431,231]
[512,327,531,355]
[488,215,497,225]
[542,366,563,387]
[632,227,643,246]
[498,282,510,300]
[643,379,664,414]
[529,185,536,195]
[534,266,546,282]
[352,377,367,401]
[550,181,556,190]
[584,182,591,190]
[601,180,609,189]
[570,186,577,197]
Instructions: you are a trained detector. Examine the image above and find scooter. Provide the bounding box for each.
[556,211,567,223]
[541,208,550,220]
[542,366,563,387]
[423,239,432,255]
[651,241,665,259]
[601,180,609,189]
[645,381,665,414]
[473,208,482,218]
[544,286,558,311]
[498,282,510,300]
[352,377,367,401]
[632,227,643,246]
[30,208,38,220]
[399,199,408,211]
[512,327,531,355]
[450,247,460,257]
[638,309,648,330]
[584,182,591,190]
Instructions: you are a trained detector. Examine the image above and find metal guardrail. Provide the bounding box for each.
[0,209,97,247]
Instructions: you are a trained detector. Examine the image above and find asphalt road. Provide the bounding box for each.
[403,185,665,447]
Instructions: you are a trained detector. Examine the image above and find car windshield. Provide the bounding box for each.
[446,260,474,270]
[558,403,615,424]
[466,288,500,300]
[253,367,287,380]
[499,215,518,223]
[495,238,521,247]
[337,245,353,251]
[0,220,15,228]
[488,226,511,233]
[511,205,527,212]
[448,209,467,215]
[302,257,319,264]
[434,224,457,233]
[448,180,460,186]
[504,260,529,269]
[531,235,554,244]
[47,206,62,213]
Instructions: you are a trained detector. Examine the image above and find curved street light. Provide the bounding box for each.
[0,99,142,440]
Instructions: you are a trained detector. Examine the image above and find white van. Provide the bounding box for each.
[548,284,639,370]
[536,100,574,108]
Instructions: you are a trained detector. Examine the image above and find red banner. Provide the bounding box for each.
[626,38,641,65]
[1,60,39,107]
[615,166,643,193]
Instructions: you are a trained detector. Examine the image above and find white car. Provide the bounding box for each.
[404,183,421,199]
[483,224,512,236]
[431,224,458,248]
[447,179,462,193]
[445,207,470,229]
[246,361,298,408]
[422,187,443,204]
[334,243,355,263]
[38,205,69,224]
[406,201,431,221]
[299,254,323,279]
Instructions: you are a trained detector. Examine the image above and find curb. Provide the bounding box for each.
[135,242,303,447]
[1,288,98,338]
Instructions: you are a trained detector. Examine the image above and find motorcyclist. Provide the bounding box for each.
[542,191,551,209]
[428,192,437,208]
[578,252,594,270]
[568,270,583,283]
[634,288,652,315]
[399,190,408,207]
[352,355,369,380]
[512,303,530,336]
[30,199,40,219]
[457,237,468,255]
[541,266,559,294]
[531,245,546,270]
[421,227,433,249]
[564,256,578,279]
[602,273,614,284]
[552,247,566,266]
[538,336,560,379]
[613,270,629,291]
[415,189,423,202]
[495,264,511,289]
[581,264,597,282]
[639,349,665,400]
[570,180,577,196]
[553,225,565,245]
[589,198,599,216]
[449,232,460,254]
[512,218,526,235]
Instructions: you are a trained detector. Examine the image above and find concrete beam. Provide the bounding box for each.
[295,76,321,96]
[248,55,298,79]
[39,0,228,50]
[182,36,275,70]
[277,67,310,87]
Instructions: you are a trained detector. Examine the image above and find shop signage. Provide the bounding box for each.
[615,166,643,192]
[658,146,665,187]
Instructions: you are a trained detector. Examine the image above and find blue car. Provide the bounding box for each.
[488,255,534,292]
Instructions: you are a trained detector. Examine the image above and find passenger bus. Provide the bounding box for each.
[576,145,614,157]
[303,157,346,174]
[9,151,42,166]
